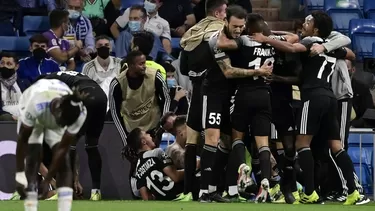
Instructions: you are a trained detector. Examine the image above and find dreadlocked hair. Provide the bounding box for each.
[60,86,89,126]
[121,128,144,178]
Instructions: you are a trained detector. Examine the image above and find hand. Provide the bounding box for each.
[174,25,187,37]
[38,179,50,199]
[265,75,274,84]
[250,33,267,43]
[257,62,273,77]
[85,48,94,54]
[74,40,83,49]
[310,43,325,56]
[174,87,187,101]
[79,50,92,62]
[74,181,83,196]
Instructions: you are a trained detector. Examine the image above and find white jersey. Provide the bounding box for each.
[19,79,87,135]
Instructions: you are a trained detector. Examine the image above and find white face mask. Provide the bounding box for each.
[144,0,157,13]
[68,9,80,20]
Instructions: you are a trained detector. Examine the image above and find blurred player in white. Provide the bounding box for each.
[14,79,87,211]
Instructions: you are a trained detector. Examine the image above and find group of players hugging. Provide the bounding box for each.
[13,0,372,210]
[129,0,371,205]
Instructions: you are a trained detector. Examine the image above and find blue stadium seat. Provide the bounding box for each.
[161,133,175,144]
[373,42,375,58]
[364,0,375,18]
[171,38,181,50]
[358,0,364,9]
[349,19,375,60]
[348,146,372,166]
[23,16,49,36]
[306,0,324,11]
[348,133,374,145]
[325,0,363,35]
[353,163,373,194]
[121,0,143,10]
[0,36,30,57]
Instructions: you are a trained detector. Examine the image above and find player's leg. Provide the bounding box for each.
[84,89,107,200]
[295,97,324,203]
[199,93,221,202]
[45,130,73,211]
[22,124,44,211]
[251,90,272,203]
[181,81,202,201]
[325,98,369,205]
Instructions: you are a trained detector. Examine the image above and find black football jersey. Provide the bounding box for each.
[135,148,183,200]
[42,71,96,90]
[229,35,276,89]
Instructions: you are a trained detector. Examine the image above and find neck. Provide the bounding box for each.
[138,146,151,153]
[52,28,63,38]
[127,69,138,78]
[176,139,186,149]
[97,56,110,67]
[149,12,157,17]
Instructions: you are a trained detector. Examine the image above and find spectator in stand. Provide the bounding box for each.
[18,34,61,84]
[111,0,172,53]
[83,0,110,36]
[82,35,121,111]
[104,0,121,38]
[66,0,95,63]
[43,9,83,71]
[17,0,56,12]
[115,6,173,63]
[158,0,196,37]
[0,53,30,121]
[0,0,20,36]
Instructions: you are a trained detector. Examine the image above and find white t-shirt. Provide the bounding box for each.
[19,79,87,135]
[1,83,22,117]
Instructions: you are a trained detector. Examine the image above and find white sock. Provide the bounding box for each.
[208,185,217,194]
[199,189,208,198]
[24,192,38,211]
[57,187,73,211]
[228,185,239,196]
[91,189,101,195]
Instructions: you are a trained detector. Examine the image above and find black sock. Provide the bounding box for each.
[334,149,356,194]
[283,156,297,192]
[297,147,315,195]
[86,146,102,189]
[252,158,261,185]
[211,145,229,189]
[226,140,245,194]
[258,146,271,181]
[184,144,197,194]
[200,144,217,191]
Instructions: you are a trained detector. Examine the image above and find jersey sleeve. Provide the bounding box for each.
[20,99,38,127]
[299,37,316,48]
[153,148,174,168]
[209,35,228,61]
[327,47,347,59]
[66,105,87,134]
[136,176,147,190]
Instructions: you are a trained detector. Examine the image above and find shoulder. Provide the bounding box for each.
[240,35,262,47]
[144,148,166,159]
[82,59,96,69]
[19,57,31,63]
[44,58,59,65]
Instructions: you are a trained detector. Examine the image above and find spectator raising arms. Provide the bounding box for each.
[43,9,83,71]
[18,34,61,84]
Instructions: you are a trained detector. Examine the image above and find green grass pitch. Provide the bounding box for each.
[1,201,375,211]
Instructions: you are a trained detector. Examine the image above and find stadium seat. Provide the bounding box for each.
[349,19,375,60]
[348,133,374,145]
[373,42,375,58]
[171,38,181,50]
[364,0,375,18]
[306,0,324,11]
[121,0,143,10]
[0,36,30,57]
[160,133,175,151]
[325,0,364,35]
[348,146,372,166]
[23,16,49,36]
[353,163,373,194]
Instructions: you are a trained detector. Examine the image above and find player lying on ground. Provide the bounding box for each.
[15,79,87,211]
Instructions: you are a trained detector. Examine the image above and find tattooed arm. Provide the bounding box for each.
[217,57,273,79]
[166,144,185,169]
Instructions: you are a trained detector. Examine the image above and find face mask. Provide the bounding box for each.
[144,1,157,13]
[0,67,15,79]
[96,46,110,59]
[167,78,176,88]
[68,9,80,20]
[128,21,142,32]
[33,48,47,61]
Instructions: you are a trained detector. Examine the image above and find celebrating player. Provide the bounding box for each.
[15,79,87,211]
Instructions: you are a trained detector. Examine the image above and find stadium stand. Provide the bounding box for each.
[364,0,375,19]
[325,0,363,34]
[23,16,50,36]
[354,163,373,194]
[122,0,143,10]
[306,0,325,12]
[0,36,31,57]
[349,19,375,60]
[373,42,375,57]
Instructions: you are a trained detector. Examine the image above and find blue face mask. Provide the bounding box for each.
[144,1,157,13]
[68,9,80,20]
[167,78,176,88]
[128,21,142,32]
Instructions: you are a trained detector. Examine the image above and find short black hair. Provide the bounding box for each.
[59,87,87,126]
[125,50,144,65]
[162,62,176,73]
[133,31,154,56]
[29,34,49,46]
[95,35,111,43]
[127,127,143,150]
[311,11,333,39]
[160,112,176,127]
[0,52,19,64]
[129,5,147,19]
[205,0,227,16]
[173,115,187,129]
[245,13,264,34]
[294,19,304,33]
[226,5,247,22]
[49,9,69,29]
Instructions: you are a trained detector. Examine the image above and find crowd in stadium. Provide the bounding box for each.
[1,0,375,210]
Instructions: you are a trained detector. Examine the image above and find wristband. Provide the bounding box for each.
[15,171,28,188]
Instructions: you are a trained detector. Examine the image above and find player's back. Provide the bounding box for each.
[135,148,183,200]
[20,79,73,128]
[229,35,275,89]
[299,36,336,97]
[43,71,96,90]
